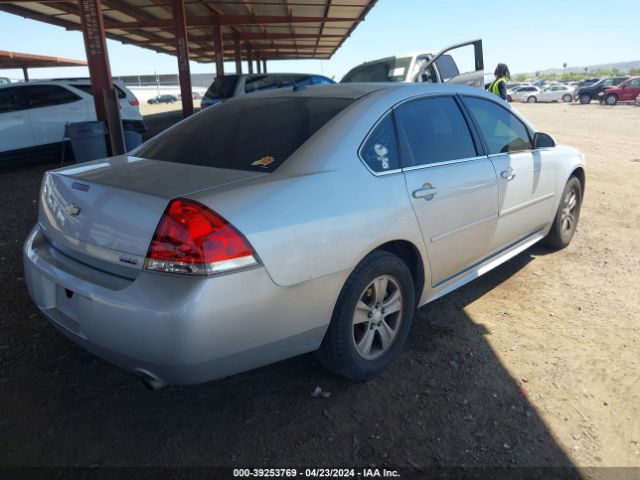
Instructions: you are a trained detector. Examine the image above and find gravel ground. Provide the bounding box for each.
[0,102,638,475]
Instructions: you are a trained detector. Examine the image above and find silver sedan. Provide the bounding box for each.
[24,83,586,387]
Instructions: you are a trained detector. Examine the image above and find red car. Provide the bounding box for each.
[602,76,640,105]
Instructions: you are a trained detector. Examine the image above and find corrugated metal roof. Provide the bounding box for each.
[0,1,377,63]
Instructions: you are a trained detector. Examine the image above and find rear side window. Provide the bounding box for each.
[463,96,532,154]
[395,96,476,167]
[24,85,81,108]
[0,87,26,113]
[71,84,126,99]
[359,114,400,173]
[136,96,354,172]
[204,76,239,99]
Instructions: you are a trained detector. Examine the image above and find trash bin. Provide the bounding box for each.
[123,120,146,152]
[65,121,108,163]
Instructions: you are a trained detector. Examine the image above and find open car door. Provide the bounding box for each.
[417,39,484,88]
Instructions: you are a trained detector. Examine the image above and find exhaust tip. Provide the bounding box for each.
[135,369,168,390]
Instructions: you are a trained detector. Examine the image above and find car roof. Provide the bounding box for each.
[228,82,491,102]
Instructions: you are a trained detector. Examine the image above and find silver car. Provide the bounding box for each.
[23,83,585,387]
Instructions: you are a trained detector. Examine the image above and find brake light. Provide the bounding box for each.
[145,198,258,276]
[129,99,140,106]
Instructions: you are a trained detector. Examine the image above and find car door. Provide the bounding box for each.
[0,86,35,153]
[462,95,557,254]
[24,84,88,146]
[621,78,640,101]
[394,95,499,286]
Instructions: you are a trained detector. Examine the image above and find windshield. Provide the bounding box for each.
[341,57,412,83]
[136,96,355,172]
[204,76,239,99]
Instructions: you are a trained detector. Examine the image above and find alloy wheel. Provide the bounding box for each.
[560,186,579,238]
[352,275,403,360]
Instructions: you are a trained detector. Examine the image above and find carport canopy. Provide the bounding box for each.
[0,49,87,80]
[0,0,377,154]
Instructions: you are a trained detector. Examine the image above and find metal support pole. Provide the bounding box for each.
[77,0,122,153]
[256,54,261,74]
[22,66,29,82]
[262,60,267,73]
[247,46,253,74]
[171,0,193,117]
[78,0,125,156]
[234,34,242,74]
[212,16,224,77]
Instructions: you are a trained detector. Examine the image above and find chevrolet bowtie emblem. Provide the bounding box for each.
[65,204,81,216]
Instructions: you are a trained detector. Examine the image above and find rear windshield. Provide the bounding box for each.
[341,57,412,83]
[135,96,354,172]
[204,76,239,99]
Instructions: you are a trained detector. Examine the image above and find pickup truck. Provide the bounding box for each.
[341,39,484,88]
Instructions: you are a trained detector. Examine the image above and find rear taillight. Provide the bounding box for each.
[129,99,140,106]
[145,198,258,276]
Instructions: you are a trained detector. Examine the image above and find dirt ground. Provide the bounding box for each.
[0,102,639,475]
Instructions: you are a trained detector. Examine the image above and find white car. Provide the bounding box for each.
[521,85,574,103]
[636,94,640,105]
[507,85,540,102]
[0,79,144,159]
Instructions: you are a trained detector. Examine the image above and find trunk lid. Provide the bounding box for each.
[38,155,265,279]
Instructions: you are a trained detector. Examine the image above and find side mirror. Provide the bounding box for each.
[533,132,555,148]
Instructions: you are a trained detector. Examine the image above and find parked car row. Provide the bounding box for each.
[0,79,144,159]
[504,76,640,106]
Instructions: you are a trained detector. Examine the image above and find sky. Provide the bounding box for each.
[1,0,639,81]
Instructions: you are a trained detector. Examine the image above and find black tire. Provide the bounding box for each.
[604,94,618,106]
[542,176,582,250]
[562,94,573,103]
[315,251,415,381]
[507,95,512,102]
[579,93,592,104]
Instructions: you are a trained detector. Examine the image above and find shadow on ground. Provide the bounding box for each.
[0,159,578,476]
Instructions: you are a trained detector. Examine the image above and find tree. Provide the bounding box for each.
[563,62,568,70]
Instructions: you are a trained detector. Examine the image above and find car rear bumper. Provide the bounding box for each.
[23,226,338,384]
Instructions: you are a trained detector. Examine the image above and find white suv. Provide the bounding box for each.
[0,79,144,159]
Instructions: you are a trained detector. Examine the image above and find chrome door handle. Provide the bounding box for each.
[412,183,438,201]
[501,168,516,180]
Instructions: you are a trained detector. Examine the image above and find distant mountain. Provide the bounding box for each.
[522,60,640,75]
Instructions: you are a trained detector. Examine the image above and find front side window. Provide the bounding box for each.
[136,96,354,172]
[463,96,532,154]
[433,55,460,81]
[0,87,26,113]
[24,85,81,109]
[360,114,400,173]
[394,96,476,167]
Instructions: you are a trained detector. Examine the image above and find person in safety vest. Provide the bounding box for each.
[486,63,510,101]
